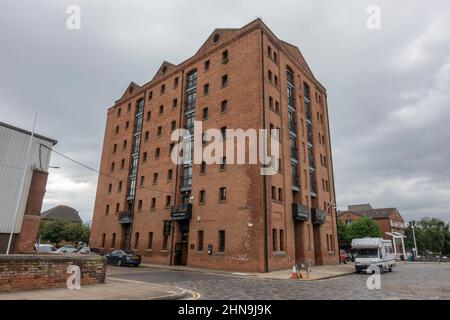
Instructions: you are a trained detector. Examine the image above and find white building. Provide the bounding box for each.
[0,121,57,253]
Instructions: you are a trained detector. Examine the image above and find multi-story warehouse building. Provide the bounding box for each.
[0,121,57,254]
[91,19,338,271]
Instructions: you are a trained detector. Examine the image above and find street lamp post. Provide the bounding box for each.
[411,220,418,259]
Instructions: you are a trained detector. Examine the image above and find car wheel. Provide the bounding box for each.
[117,259,122,267]
[343,260,347,264]
[388,267,393,272]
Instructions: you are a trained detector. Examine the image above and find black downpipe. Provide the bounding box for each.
[260,30,269,273]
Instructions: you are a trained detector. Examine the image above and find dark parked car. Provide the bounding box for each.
[105,250,141,267]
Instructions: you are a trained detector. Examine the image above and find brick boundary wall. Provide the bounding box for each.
[0,255,107,292]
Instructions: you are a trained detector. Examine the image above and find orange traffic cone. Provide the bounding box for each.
[290,265,298,280]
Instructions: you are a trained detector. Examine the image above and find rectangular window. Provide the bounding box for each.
[274,51,278,62]
[222,50,228,63]
[118,181,122,192]
[134,232,140,249]
[219,187,227,201]
[220,157,226,170]
[272,186,277,200]
[221,126,227,139]
[172,98,178,108]
[113,144,117,154]
[105,205,109,215]
[167,169,173,181]
[140,176,145,186]
[123,140,127,149]
[200,161,206,174]
[198,231,204,251]
[148,91,153,100]
[221,74,228,87]
[199,190,206,204]
[279,229,285,251]
[202,107,209,119]
[111,233,116,248]
[165,195,171,208]
[272,229,277,251]
[221,100,228,113]
[160,84,165,95]
[110,162,115,172]
[151,198,156,209]
[203,83,209,95]
[137,200,143,211]
[159,105,164,114]
[147,111,151,121]
[128,103,131,112]
[268,70,273,82]
[115,203,120,212]
[147,232,153,250]
[101,233,106,247]
[174,77,179,88]
[218,230,225,252]
[162,234,169,251]
[117,108,121,117]
[143,152,147,162]
[268,46,272,58]
[171,120,176,131]
[204,60,210,71]
[269,96,274,109]
[153,172,158,184]
[274,75,279,86]
[108,183,112,193]
[155,148,160,159]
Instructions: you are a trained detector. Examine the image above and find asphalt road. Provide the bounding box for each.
[106,263,450,300]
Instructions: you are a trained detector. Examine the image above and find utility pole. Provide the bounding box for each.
[411,220,418,259]
[6,113,37,255]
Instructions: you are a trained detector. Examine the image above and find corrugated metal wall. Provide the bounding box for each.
[0,126,53,233]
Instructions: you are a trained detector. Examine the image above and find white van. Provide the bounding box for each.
[351,238,396,274]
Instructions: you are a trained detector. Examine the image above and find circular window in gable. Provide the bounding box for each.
[212,33,220,44]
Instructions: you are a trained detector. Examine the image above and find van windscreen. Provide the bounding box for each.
[356,248,379,258]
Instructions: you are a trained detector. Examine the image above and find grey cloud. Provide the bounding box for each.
[1,0,449,222]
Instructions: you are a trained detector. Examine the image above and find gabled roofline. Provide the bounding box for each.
[109,18,327,109]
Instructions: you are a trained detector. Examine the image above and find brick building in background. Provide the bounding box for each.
[0,121,57,254]
[337,204,406,252]
[91,19,338,271]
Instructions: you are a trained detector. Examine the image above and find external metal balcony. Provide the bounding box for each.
[312,208,326,225]
[118,211,133,224]
[171,204,193,221]
[292,203,309,221]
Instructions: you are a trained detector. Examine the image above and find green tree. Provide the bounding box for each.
[38,219,91,247]
[405,218,450,254]
[63,222,91,245]
[38,219,68,246]
[346,217,382,241]
[337,219,350,247]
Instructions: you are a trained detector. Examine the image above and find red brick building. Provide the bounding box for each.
[90,19,338,272]
[337,204,406,239]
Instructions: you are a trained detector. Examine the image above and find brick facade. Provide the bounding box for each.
[15,170,48,253]
[0,255,106,292]
[91,19,339,272]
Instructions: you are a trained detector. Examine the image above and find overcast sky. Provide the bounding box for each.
[1,0,449,223]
